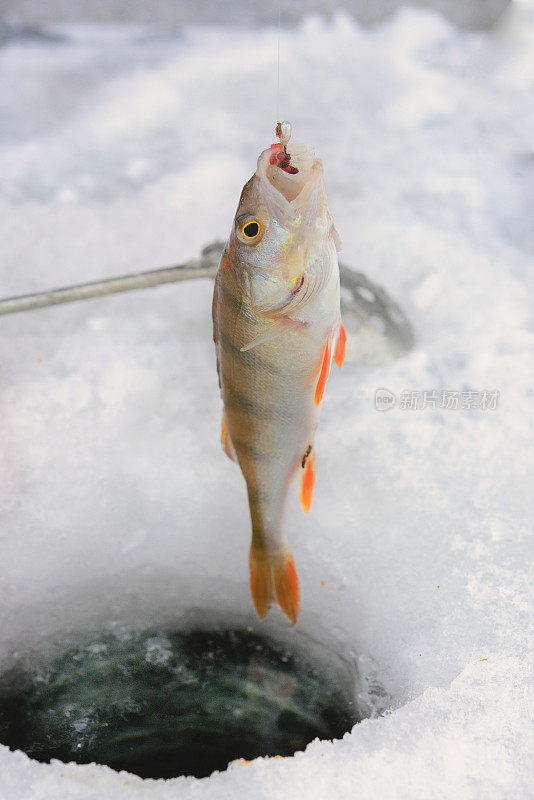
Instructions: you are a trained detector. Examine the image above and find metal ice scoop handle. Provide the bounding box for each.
[0,240,414,364]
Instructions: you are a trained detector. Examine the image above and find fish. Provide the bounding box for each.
[212,129,345,625]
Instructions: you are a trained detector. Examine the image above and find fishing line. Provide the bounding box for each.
[276,4,281,123]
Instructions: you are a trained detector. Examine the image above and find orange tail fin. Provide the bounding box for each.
[248,548,272,620]
[273,555,299,625]
[249,547,300,625]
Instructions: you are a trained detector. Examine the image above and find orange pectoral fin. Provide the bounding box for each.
[314,341,331,406]
[299,452,315,513]
[334,322,347,368]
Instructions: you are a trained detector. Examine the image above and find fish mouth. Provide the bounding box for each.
[260,143,319,204]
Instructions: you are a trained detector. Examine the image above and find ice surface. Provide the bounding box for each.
[0,2,533,798]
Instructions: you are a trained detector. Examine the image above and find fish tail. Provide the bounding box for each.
[274,554,299,625]
[249,546,300,625]
[248,546,273,620]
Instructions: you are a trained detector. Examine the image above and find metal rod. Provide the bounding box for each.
[0,242,224,317]
[0,239,415,362]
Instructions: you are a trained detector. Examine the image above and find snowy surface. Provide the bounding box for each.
[0,3,533,798]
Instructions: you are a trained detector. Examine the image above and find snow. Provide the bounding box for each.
[0,2,533,798]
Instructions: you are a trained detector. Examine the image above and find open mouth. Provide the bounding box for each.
[266,143,316,203]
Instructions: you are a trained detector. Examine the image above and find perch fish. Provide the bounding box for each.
[212,124,345,624]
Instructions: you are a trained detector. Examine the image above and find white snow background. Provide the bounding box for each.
[0,2,533,798]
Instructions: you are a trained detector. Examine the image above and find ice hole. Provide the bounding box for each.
[0,580,370,780]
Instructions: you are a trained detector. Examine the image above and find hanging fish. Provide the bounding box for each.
[212,123,345,624]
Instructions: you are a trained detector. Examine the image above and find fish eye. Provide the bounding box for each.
[243,221,259,238]
[237,216,264,245]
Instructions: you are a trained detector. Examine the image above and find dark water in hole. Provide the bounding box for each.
[0,628,360,779]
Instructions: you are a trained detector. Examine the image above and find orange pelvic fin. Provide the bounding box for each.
[299,451,315,513]
[314,340,331,406]
[334,321,347,368]
[249,547,300,625]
